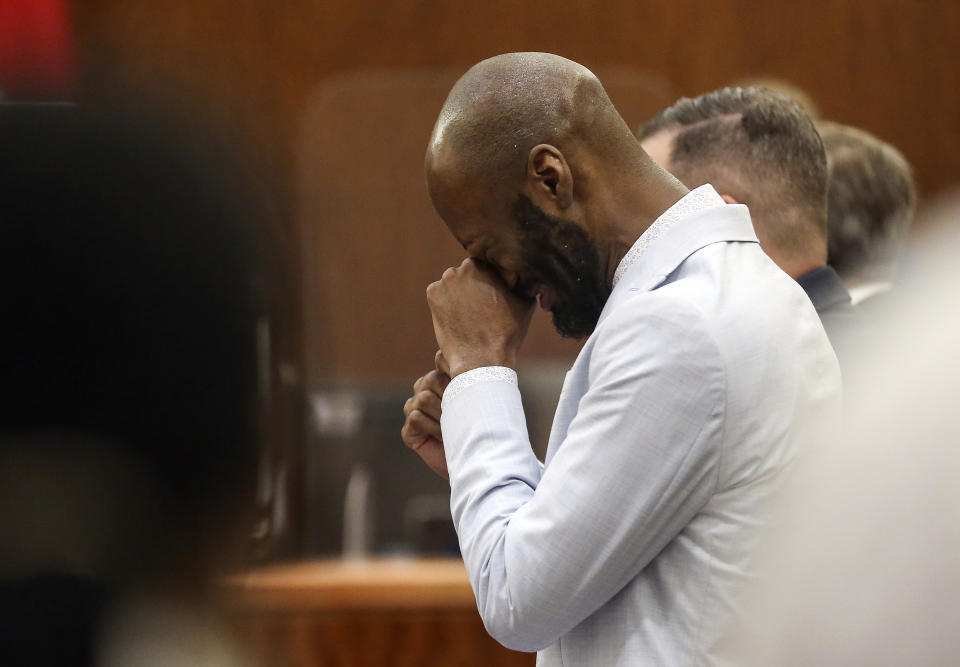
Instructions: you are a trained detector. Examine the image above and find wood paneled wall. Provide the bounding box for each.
[73,0,959,385]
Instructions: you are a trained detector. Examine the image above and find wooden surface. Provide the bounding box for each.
[223,558,478,611]
[221,558,534,667]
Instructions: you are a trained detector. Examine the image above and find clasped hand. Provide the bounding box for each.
[401,258,534,478]
[425,257,534,378]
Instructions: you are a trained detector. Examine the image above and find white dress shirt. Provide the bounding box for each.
[847,280,893,305]
[440,185,842,666]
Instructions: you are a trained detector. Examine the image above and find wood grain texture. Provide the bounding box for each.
[73,0,960,385]
[221,558,534,666]
[229,610,534,667]
[222,558,478,611]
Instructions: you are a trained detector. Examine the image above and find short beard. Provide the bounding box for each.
[512,195,610,338]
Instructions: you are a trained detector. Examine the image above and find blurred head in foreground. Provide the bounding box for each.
[638,86,828,280]
[0,104,258,665]
[425,52,687,339]
[819,121,916,302]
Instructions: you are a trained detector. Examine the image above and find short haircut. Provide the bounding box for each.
[431,53,637,190]
[639,87,828,260]
[818,121,915,282]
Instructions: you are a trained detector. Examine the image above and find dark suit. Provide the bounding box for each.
[795,265,868,392]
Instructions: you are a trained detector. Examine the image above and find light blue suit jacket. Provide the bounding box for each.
[441,186,842,666]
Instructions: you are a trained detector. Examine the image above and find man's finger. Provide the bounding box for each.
[425,280,442,307]
[401,412,448,479]
[410,390,442,421]
[403,395,417,417]
[401,409,442,444]
[414,369,450,397]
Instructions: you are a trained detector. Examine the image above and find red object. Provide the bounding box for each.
[0,0,75,99]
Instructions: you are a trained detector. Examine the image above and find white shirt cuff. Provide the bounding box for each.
[443,366,518,406]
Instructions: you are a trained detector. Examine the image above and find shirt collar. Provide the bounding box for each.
[848,281,893,305]
[612,184,727,288]
[598,184,758,327]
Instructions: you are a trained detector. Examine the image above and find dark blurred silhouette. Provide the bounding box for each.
[0,104,258,666]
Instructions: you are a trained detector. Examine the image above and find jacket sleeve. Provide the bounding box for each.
[441,296,727,652]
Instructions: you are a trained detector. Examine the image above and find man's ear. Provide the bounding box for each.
[720,193,740,205]
[526,144,573,212]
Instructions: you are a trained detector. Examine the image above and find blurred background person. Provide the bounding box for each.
[731,75,821,119]
[819,120,917,315]
[0,104,259,667]
[638,87,866,380]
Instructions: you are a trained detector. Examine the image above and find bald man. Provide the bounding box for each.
[401,53,840,665]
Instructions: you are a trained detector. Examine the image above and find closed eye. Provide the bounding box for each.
[473,256,517,288]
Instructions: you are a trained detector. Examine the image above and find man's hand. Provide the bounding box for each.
[426,258,535,378]
[402,352,451,478]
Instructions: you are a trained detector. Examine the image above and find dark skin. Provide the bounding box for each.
[401,147,564,479]
[401,352,452,478]
[402,260,534,479]
[401,54,689,478]
[402,143,687,478]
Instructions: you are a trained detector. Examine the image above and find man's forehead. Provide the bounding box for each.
[430,169,509,222]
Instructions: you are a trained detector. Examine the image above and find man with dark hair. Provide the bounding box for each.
[818,121,916,314]
[639,86,864,375]
[401,54,840,664]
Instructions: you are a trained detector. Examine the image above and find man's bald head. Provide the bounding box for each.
[422,53,685,339]
[426,52,641,198]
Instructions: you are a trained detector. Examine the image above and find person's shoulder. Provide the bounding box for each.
[593,288,723,363]
[586,288,727,405]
